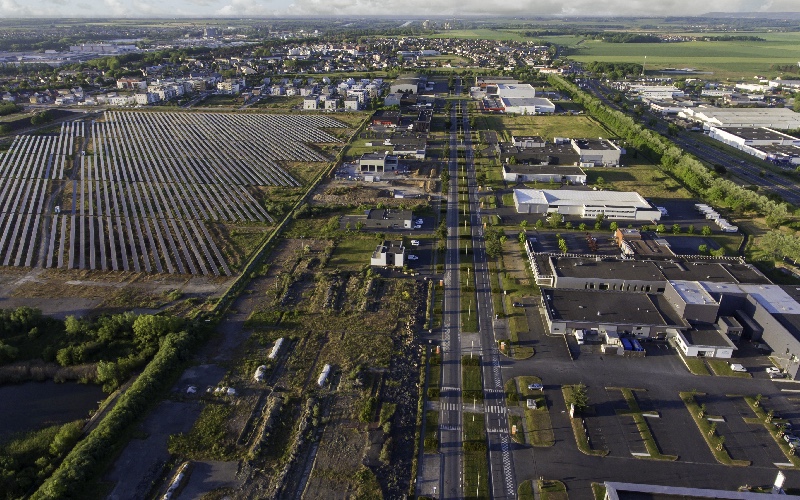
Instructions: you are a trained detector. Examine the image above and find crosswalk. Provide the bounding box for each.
[485,405,507,415]
[438,402,508,415]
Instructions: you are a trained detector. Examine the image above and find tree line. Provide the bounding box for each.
[548,74,794,255]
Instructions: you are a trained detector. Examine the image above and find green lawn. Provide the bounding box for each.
[526,408,555,447]
[538,479,568,500]
[462,356,483,402]
[463,415,490,499]
[584,163,695,200]
[707,359,752,379]
[429,28,530,41]
[328,237,379,270]
[681,353,711,376]
[474,114,610,143]
[424,410,439,453]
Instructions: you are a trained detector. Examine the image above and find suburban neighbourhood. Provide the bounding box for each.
[5,13,800,500]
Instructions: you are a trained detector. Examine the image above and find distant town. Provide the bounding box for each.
[3,14,800,500]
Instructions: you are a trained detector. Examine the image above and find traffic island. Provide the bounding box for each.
[679,391,750,466]
[562,384,608,456]
[742,395,800,468]
[608,387,677,461]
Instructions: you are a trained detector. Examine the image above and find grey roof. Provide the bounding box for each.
[553,258,664,281]
[503,165,585,176]
[682,324,736,348]
[546,289,683,327]
[718,126,796,141]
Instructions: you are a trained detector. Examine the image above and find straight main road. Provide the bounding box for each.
[459,95,518,499]
[439,82,464,500]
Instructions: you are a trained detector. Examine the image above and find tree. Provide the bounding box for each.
[535,219,543,229]
[701,225,712,236]
[609,221,618,232]
[579,223,587,231]
[687,224,695,235]
[547,211,561,229]
[656,224,666,233]
[698,244,708,254]
[132,315,182,348]
[596,176,605,186]
[672,224,681,234]
[567,383,589,414]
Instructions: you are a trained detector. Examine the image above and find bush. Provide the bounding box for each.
[32,329,198,499]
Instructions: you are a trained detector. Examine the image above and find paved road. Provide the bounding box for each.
[439,82,464,500]
[459,97,518,499]
[583,79,800,206]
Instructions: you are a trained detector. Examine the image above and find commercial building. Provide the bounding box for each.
[513,189,661,221]
[493,83,555,114]
[528,251,778,360]
[502,164,586,184]
[603,481,773,500]
[370,240,406,267]
[358,152,399,173]
[679,106,800,130]
[570,138,622,166]
[707,126,800,165]
[390,74,424,94]
[627,85,685,100]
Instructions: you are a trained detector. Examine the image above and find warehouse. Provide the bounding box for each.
[570,138,622,166]
[513,189,662,221]
[501,164,586,184]
[493,83,555,115]
[679,106,800,129]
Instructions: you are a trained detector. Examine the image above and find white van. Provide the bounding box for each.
[574,329,585,345]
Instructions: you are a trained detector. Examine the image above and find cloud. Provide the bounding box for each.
[0,0,797,18]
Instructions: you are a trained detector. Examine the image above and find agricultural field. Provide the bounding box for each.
[0,111,349,277]
[567,32,800,80]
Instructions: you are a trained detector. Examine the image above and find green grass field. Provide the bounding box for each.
[584,164,695,200]
[568,32,800,80]
[462,356,483,402]
[474,114,611,142]
[328,237,378,270]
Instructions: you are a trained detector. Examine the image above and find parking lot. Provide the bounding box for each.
[504,301,800,492]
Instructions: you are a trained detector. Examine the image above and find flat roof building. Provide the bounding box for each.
[571,138,622,166]
[502,164,586,184]
[358,152,399,173]
[370,239,405,267]
[680,106,800,130]
[513,189,661,221]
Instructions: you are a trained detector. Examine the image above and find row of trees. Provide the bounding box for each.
[549,75,791,230]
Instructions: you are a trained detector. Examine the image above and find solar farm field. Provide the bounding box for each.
[0,111,347,277]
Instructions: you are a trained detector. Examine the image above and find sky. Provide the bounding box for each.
[2,0,800,19]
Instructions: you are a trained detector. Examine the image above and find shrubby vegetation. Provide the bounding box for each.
[0,421,83,499]
[584,62,643,78]
[32,327,200,499]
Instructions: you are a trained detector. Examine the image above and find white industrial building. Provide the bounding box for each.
[627,85,684,100]
[495,83,555,115]
[707,126,800,165]
[679,106,800,130]
[513,189,661,221]
[570,138,622,166]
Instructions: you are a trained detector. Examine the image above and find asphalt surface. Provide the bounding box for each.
[505,297,800,498]
[461,98,518,499]
[439,83,464,500]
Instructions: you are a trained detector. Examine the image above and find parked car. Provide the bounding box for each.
[729,363,747,373]
[413,225,421,229]
[527,383,544,391]
[415,219,424,225]
[410,240,420,246]
[512,302,523,308]
[767,367,784,379]
[407,255,418,260]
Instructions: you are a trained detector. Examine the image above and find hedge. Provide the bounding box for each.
[32,330,197,499]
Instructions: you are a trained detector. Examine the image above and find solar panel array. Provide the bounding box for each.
[0,111,345,276]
